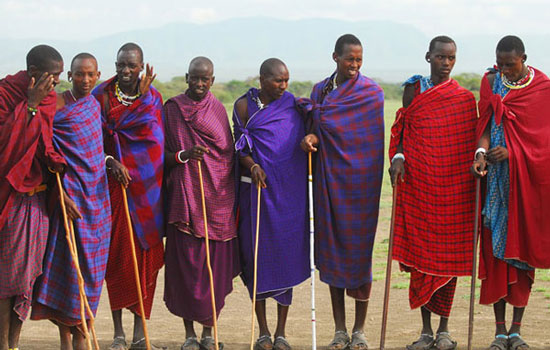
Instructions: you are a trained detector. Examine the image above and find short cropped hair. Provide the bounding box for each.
[117,42,143,63]
[26,44,63,71]
[259,58,286,77]
[334,34,362,56]
[70,52,97,70]
[496,35,525,55]
[428,35,456,52]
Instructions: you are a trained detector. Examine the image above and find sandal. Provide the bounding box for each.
[199,336,224,350]
[129,338,166,350]
[328,330,350,350]
[255,335,273,350]
[109,336,128,350]
[350,331,368,350]
[508,333,529,350]
[406,334,434,350]
[181,337,201,350]
[274,336,291,350]
[488,335,508,350]
[435,332,457,350]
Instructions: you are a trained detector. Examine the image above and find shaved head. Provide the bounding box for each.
[26,44,63,71]
[71,52,97,71]
[117,42,143,63]
[260,58,287,78]
[188,56,214,75]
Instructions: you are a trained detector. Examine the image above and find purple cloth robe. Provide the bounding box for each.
[233,88,309,304]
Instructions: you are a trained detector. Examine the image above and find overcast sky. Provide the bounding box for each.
[1,0,550,40]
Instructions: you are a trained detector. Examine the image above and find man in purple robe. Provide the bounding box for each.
[163,57,240,350]
[233,58,309,350]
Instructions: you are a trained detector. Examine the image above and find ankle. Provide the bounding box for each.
[495,321,507,335]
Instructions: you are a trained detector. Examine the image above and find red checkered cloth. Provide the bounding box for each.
[0,193,48,321]
[477,67,550,269]
[0,71,65,230]
[104,178,164,318]
[389,79,477,276]
[389,79,477,314]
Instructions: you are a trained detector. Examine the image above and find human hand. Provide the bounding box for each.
[139,63,156,95]
[28,72,55,108]
[63,192,83,221]
[300,134,319,152]
[389,159,405,186]
[108,158,132,188]
[251,164,267,188]
[486,146,508,164]
[187,145,210,161]
[471,153,488,178]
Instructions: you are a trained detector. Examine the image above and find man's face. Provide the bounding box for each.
[334,44,362,81]
[496,50,526,82]
[69,58,100,98]
[427,41,456,80]
[186,65,214,101]
[31,60,64,86]
[115,50,143,88]
[260,64,289,101]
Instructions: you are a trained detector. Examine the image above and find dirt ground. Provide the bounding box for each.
[19,197,550,350]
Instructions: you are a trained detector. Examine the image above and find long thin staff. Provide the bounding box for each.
[380,186,398,350]
[120,184,151,350]
[55,173,93,350]
[249,183,262,350]
[69,221,101,350]
[307,152,317,350]
[197,160,219,350]
[468,178,481,350]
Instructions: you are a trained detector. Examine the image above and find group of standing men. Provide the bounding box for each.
[0,31,548,350]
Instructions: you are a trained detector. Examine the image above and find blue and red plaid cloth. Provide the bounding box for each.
[308,72,385,289]
[93,77,164,249]
[32,93,111,324]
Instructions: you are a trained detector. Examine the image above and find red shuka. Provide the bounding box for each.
[477,68,550,269]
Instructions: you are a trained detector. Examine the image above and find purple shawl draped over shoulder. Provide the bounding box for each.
[164,91,236,241]
[308,72,384,289]
[233,88,309,296]
[34,95,111,321]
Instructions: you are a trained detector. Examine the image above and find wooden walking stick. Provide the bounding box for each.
[468,178,482,350]
[250,182,262,350]
[55,173,93,350]
[197,160,220,350]
[307,152,317,350]
[380,185,398,350]
[120,184,151,350]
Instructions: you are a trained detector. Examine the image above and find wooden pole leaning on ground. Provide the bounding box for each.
[55,173,94,350]
[197,160,220,350]
[249,182,262,350]
[120,184,151,350]
[468,178,482,350]
[380,186,399,350]
[307,152,317,350]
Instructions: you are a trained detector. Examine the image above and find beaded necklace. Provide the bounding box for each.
[115,81,140,106]
[501,66,535,90]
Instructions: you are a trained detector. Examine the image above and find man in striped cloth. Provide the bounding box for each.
[92,43,164,350]
[472,35,550,350]
[0,45,66,350]
[31,53,111,349]
[389,36,477,350]
[301,34,384,350]
[163,57,239,350]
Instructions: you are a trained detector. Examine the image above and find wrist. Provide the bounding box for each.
[105,155,114,169]
[475,147,486,160]
[391,153,405,164]
[250,163,260,172]
[176,150,189,164]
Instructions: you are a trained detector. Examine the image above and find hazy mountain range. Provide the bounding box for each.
[1,17,549,82]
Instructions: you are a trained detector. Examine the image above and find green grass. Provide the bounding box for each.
[392,282,409,289]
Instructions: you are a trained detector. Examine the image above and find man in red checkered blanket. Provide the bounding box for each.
[0,45,66,350]
[389,36,477,350]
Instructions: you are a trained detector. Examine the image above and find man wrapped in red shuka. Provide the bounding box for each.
[472,35,550,350]
[0,45,66,350]
[389,36,477,350]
